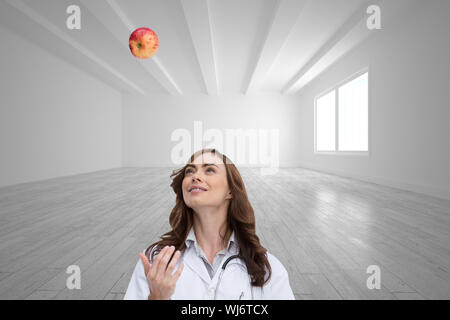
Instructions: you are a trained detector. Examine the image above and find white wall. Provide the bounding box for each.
[0,26,122,187]
[122,93,299,168]
[293,1,450,200]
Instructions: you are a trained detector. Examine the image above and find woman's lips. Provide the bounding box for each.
[190,188,207,194]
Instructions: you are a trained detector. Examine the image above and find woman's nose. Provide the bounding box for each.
[192,173,202,181]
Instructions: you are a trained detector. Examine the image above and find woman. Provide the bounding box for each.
[124,148,295,300]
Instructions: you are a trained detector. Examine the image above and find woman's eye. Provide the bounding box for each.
[185,167,214,174]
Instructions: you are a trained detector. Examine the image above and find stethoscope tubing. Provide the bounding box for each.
[214,252,254,300]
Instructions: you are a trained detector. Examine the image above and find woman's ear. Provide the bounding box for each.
[226,191,233,200]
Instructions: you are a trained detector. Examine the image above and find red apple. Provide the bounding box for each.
[129,27,159,59]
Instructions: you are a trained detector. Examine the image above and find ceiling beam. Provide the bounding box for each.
[5,0,146,95]
[282,0,408,94]
[244,0,307,94]
[180,0,219,95]
[83,0,182,95]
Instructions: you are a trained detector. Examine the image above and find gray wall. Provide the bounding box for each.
[0,26,122,187]
[293,1,450,200]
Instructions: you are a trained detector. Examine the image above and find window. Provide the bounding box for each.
[314,70,369,154]
[316,90,335,151]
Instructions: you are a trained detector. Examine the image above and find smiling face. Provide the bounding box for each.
[182,152,232,211]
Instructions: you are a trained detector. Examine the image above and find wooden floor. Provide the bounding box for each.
[0,167,449,300]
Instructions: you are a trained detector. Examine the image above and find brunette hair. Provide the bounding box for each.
[144,148,272,287]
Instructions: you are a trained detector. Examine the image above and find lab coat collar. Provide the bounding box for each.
[182,227,242,285]
[183,245,243,286]
[185,225,236,252]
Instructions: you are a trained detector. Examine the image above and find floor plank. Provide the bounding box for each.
[0,167,449,299]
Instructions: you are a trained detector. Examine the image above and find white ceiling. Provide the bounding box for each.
[0,0,408,96]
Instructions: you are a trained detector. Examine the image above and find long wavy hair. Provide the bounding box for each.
[144,148,272,287]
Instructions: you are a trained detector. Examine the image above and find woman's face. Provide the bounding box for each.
[182,152,232,211]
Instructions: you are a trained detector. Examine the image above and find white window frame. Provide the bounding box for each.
[314,66,371,156]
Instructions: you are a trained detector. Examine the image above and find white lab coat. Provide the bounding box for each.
[123,243,295,300]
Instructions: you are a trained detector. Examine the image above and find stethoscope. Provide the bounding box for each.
[214,250,254,300]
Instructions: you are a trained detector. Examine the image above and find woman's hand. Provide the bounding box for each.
[139,245,184,300]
